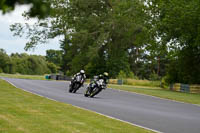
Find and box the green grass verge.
[0,79,154,133]
[109,79,161,88]
[108,84,200,105]
[0,73,45,80]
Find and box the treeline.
[9,0,200,84]
[0,49,58,75]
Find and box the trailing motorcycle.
[69,75,83,93]
[84,79,106,97]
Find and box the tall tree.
[10,0,151,78]
[0,49,10,73]
[46,49,62,66]
[147,0,200,83]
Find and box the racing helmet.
[80,70,85,74]
[103,72,109,77]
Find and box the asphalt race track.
[3,78,200,133]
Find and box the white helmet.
[80,70,85,74]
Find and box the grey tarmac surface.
[3,78,200,133]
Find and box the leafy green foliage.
[10,0,151,78]
[149,71,160,81]
[0,49,59,75]
[9,0,200,83]
[46,49,63,66]
[117,70,127,79]
[147,0,200,84]
[47,62,57,73]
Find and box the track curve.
[3,78,200,133]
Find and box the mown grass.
[0,73,45,80]
[0,79,154,133]
[108,84,200,105]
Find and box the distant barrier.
[170,83,200,93]
[45,75,72,81]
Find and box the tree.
[46,49,62,66]
[10,53,51,75]
[47,62,57,73]
[60,0,150,77]
[10,0,150,78]
[0,49,11,73]
[146,0,200,84]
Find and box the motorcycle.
[84,79,106,97]
[69,75,83,93]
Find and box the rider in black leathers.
[71,70,86,89]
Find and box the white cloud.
[0,5,61,55]
[0,5,36,24]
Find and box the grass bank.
[108,84,200,105]
[0,79,153,133]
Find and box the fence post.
[170,84,174,90]
[180,84,190,93]
[117,79,123,85]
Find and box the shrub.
[149,71,160,81]
[127,71,139,79]
[117,70,127,79]
[160,76,169,89]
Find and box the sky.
[0,5,61,56]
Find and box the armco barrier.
[117,79,123,85]
[170,83,200,94]
[180,84,190,93]
[190,85,200,93]
[48,75,72,81]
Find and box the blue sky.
[0,5,61,55]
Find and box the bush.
[149,71,160,81]
[160,76,169,89]
[47,62,57,73]
[127,71,139,79]
[0,68,3,73]
[117,70,127,79]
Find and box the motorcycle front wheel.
[69,84,73,93]
[84,87,90,97]
[90,88,102,98]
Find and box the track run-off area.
[3,78,200,133]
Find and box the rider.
[102,72,109,84]
[88,72,109,93]
[71,70,86,88]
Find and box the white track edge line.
[3,78,162,133]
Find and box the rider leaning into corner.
[89,72,109,92]
[99,72,109,84]
[71,70,86,88]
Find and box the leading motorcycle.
[69,75,83,93]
